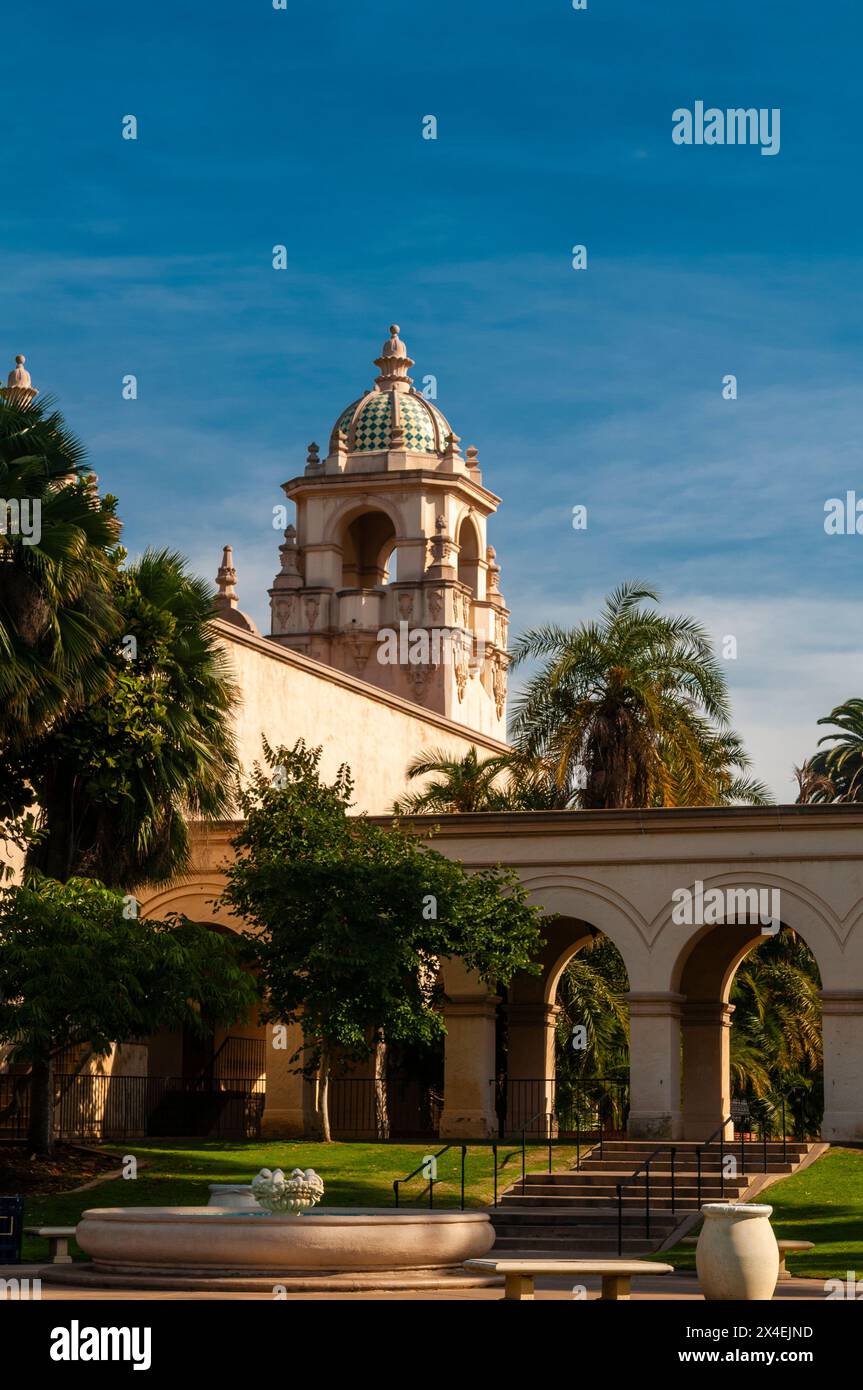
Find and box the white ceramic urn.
[696,1203,779,1301]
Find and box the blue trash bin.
[0,1197,23,1264]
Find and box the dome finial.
[1,353,38,408]
[375,323,414,390]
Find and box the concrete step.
[579,1157,798,1172]
[499,1195,720,1212]
[581,1142,812,1157]
[516,1171,758,1185]
[491,1209,680,1229]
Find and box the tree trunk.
[374,1034,390,1140]
[316,1048,332,1143]
[28,1052,54,1157]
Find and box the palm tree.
[793,761,835,804]
[393,746,514,814]
[730,930,822,1134]
[510,582,769,809]
[393,746,575,814]
[554,936,629,1082]
[26,548,239,888]
[0,398,120,746]
[797,699,863,802]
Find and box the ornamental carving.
[492,656,507,719]
[427,587,445,623]
[455,655,469,702]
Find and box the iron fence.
[498,1076,630,1140]
[0,1072,265,1143]
[329,1076,442,1139]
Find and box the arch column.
[261,1023,316,1138]
[505,1001,559,1132]
[821,990,863,1141]
[681,1000,735,1141]
[440,960,500,1139]
[627,992,683,1139]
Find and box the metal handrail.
[393,1143,494,1211]
[749,1085,808,1171]
[615,1144,677,1256]
[521,1110,554,1188]
[694,1115,741,1208]
[393,1143,453,1208]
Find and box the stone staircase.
[491,1138,816,1256]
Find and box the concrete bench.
[464,1257,674,1301]
[23,1226,75,1264]
[684,1236,814,1277]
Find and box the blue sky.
[3,0,862,797]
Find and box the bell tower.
[268,325,509,738]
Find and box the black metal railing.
[393,1144,472,1210]
[0,1072,266,1143]
[694,1117,741,1207]
[615,1145,677,1256]
[208,1035,266,1084]
[499,1076,629,1145]
[329,1076,442,1140]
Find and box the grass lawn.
[15,1138,569,1262]
[656,1147,863,1281]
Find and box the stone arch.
[661,887,835,1140]
[515,874,650,988]
[323,495,404,551]
[339,509,397,589]
[455,512,482,596]
[138,878,244,935]
[140,911,266,1090]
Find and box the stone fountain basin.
[74,1206,495,1274]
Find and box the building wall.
[215,617,509,814]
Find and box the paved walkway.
[0,1264,829,1300]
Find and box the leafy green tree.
[25,548,238,887]
[0,398,120,745]
[797,698,863,803]
[221,741,545,1139]
[0,875,259,1154]
[510,582,769,808]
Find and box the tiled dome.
[329,326,455,456]
[332,389,452,454]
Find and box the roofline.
[209,616,511,754]
[367,803,863,836]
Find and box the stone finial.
[374,323,414,390]
[215,545,238,607]
[465,446,480,469]
[272,524,302,588]
[214,544,259,634]
[442,430,462,465]
[487,545,501,595]
[1,354,38,409]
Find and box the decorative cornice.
[281,468,501,512]
[377,804,863,836]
